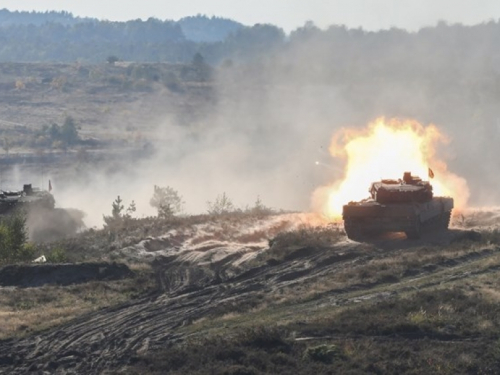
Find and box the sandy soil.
[0,210,497,373]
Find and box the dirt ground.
[0,211,498,374]
[0,62,499,374]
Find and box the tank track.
[405,210,451,239]
[344,219,377,241]
[345,210,452,241]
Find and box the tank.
[342,172,453,240]
[0,183,55,214]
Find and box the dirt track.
[0,225,494,374]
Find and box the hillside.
[0,211,499,373]
[0,10,244,62]
[0,14,500,373]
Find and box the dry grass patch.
[129,289,500,375]
[0,263,155,339]
[254,243,500,308]
[251,225,344,266]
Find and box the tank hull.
[342,196,453,240]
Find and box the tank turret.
[0,183,55,214]
[369,172,433,203]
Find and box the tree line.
[0,10,242,62]
[1,8,500,80]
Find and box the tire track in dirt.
[0,231,496,374]
[0,242,374,373]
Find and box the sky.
[2,0,500,32]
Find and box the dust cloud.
[16,22,500,227]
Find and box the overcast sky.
[2,0,500,32]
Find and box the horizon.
[2,0,500,33]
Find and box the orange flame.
[313,118,469,218]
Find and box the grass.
[170,241,500,348]
[3,209,500,373]
[250,225,344,266]
[177,241,500,342]
[298,287,500,339]
[127,288,500,374]
[233,242,497,315]
[0,262,155,339]
[476,228,500,245]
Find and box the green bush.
[17,242,37,262]
[46,247,67,263]
[0,213,33,264]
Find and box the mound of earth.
[0,262,133,288]
[0,212,498,373]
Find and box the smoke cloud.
[2,22,500,228]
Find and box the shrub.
[103,195,125,228]
[17,242,37,262]
[303,344,343,363]
[107,55,119,65]
[34,116,80,149]
[207,192,236,215]
[0,213,34,264]
[246,196,274,216]
[150,186,184,218]
[269,225,343,251]
[46,247,67,263]
[237,326,290,352]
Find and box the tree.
[191,52,212,81]
[111,195,124,219]
[150,186,183,218]
[107,55,119,65]
[60,116,79,145]
[0,213,35,264]
[41,116,80,149]
[103,195,125,228]
[207,192,235,215]
[125,200,136,218]
[249,195,273,215]
[192,52,205,67]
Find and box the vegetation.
[102,195,140,229]
[263,225,344,262]
[0,206,500,372]
[207,192,236,215]
[45,247,67,263]
[32,116,80,149]
[150,186,184,218]
[178,15,242,42]
[0,12,500,369]
[0,263,155,339]
[2,7,500,79]
[0,10,243,62]
[128,288,500,374]
[0,213,35,264]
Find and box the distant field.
[0,62,213,145]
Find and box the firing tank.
[342,172,453,240]
[0,184,55,215]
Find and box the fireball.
[313,118,469,219]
